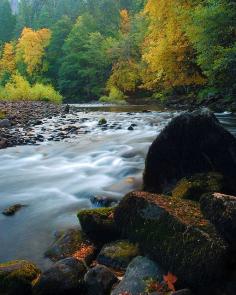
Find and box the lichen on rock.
[0,260,40,295]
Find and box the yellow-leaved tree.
[141,0,205,91]
[16,27,51,76]
[0,42,16,77]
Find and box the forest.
[0,0,235,103]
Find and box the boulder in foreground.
[143,109,236,193]
[200,192,236,244]
[111,256,163,295]
[114,191,228,290]
[0,260,40,295]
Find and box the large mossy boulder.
[0,260,40,295]
[97,240,140,270]
[45,229,95,264]
[114,191,228,290]
[200,193,236,245]
[77,207,119,242]
[172,172,227,201]
[143,109,236,193]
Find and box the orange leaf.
[163,272,177,291]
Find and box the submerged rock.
[84,265,118,295]
[143,109,236,193]
[45,229,95,264]
[98,118,107,125]
[77,207,119,242]
[97,240,140,270]
[111,256,163,295]
[114,191,228,290]
[200,192,236,244]
[0,260,40,295]
[34,257,85,295]
[2,204,27,216]
[172,172,227,201]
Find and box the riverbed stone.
[45,229,95,264]
[200,192,236,244]
[143,109,236,194]
[97,240,140,270]
[0,260,40,295]
[84,265,118,295]
[77,207,119,242]
[0,119,11,128]
[172,172,227,201]
[34,257,85,295]
[2,204,27,216]
[111,256,163,295]
[114,191,228,290]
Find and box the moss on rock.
[114,191,228,290]
[172,173,226,201]
[77,207,119,242]
[97,240,140,270]
[0,260,40,295]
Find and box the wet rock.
[97,240,139,270]
[84,265,118,295]
[90,195,118,207]
[172,289,193,295]
[111,256,163,295]
[64,104,70,114]
[0,260,40,295]
[0,119,11,128]
[172,172,227,201]
[0,137,8,148]
[200,192,236,244]
[114,191,228,290]
[128,125,134,131]
[34,257,85,295]
[98,118,107,125]
[78,207,119,242]
[143,109,236,193]
[45,229,95,264]
[2,204,26,216]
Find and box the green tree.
[0,0,16,44]
[58,14,113,100]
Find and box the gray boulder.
[34,257,85,295]
[111,256,163,295]
[84,265,118,295]
[0,119,11,128]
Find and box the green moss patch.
[97,240,139,269]
[172,173,225,201]
[0,260,40,295]
[77,207,119,242]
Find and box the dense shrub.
[99,87,126,103]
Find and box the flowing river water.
[0,105,236,270]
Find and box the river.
[0,105,235,270]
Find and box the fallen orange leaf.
[163,272,177,291]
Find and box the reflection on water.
[0,105,235,269]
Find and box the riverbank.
[0,101,63,149]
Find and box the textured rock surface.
[111,256,163,295]
[77,207,119,242]
[0,260,40,295]
[200,192,236,244]
[34,257,85,295]
[84,265,118,295]
[172,172,227,201]
[143,109,236,193]
[114,191,228,290]
[45,229,94,263]
[97,240,139,270]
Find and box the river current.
[0,105,235,269]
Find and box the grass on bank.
[0,74,62,104]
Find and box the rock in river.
[200,192,236,244]
[0,260,40,295]
[34,257,85,295]
[143,109,236,193]
[114,191,228,290]
[111,256,163,295]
